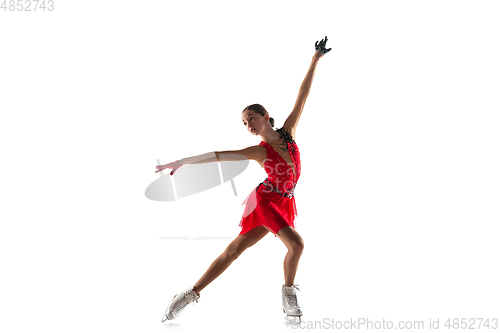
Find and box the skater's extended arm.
[155,146,263,175]
[215,145,263,163]
[284,36,331,131]
[182,146,262,164]
[182,152,218,165]
[154,152,218,175]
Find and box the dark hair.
[242,104,274,128]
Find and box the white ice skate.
[282,284,302,323]
[161,286,200,322]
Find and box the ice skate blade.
[162,315,181,326]
[161,308,173,323]
[284,314,302,324]
[283,310,302,324]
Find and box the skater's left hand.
[314,36,332,58]
[155,159,184,175]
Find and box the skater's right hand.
[155,159,184,175]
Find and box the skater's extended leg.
[277,226,304,286]
[193,226,269,295]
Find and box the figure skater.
[156,36,331,323]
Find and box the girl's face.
[241,110,267,135]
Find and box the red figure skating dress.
[239,127,301,237]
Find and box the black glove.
[315,36,332,56]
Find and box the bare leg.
[277,226,304,286]
[192,226,269,295]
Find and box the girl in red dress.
[157,37,331,323]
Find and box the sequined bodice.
[257,127,301,198]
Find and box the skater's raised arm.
[284,36,331,131]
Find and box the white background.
[1,0,499,332]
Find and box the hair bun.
[269,117,275,127]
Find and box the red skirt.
[239,183,298,237]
